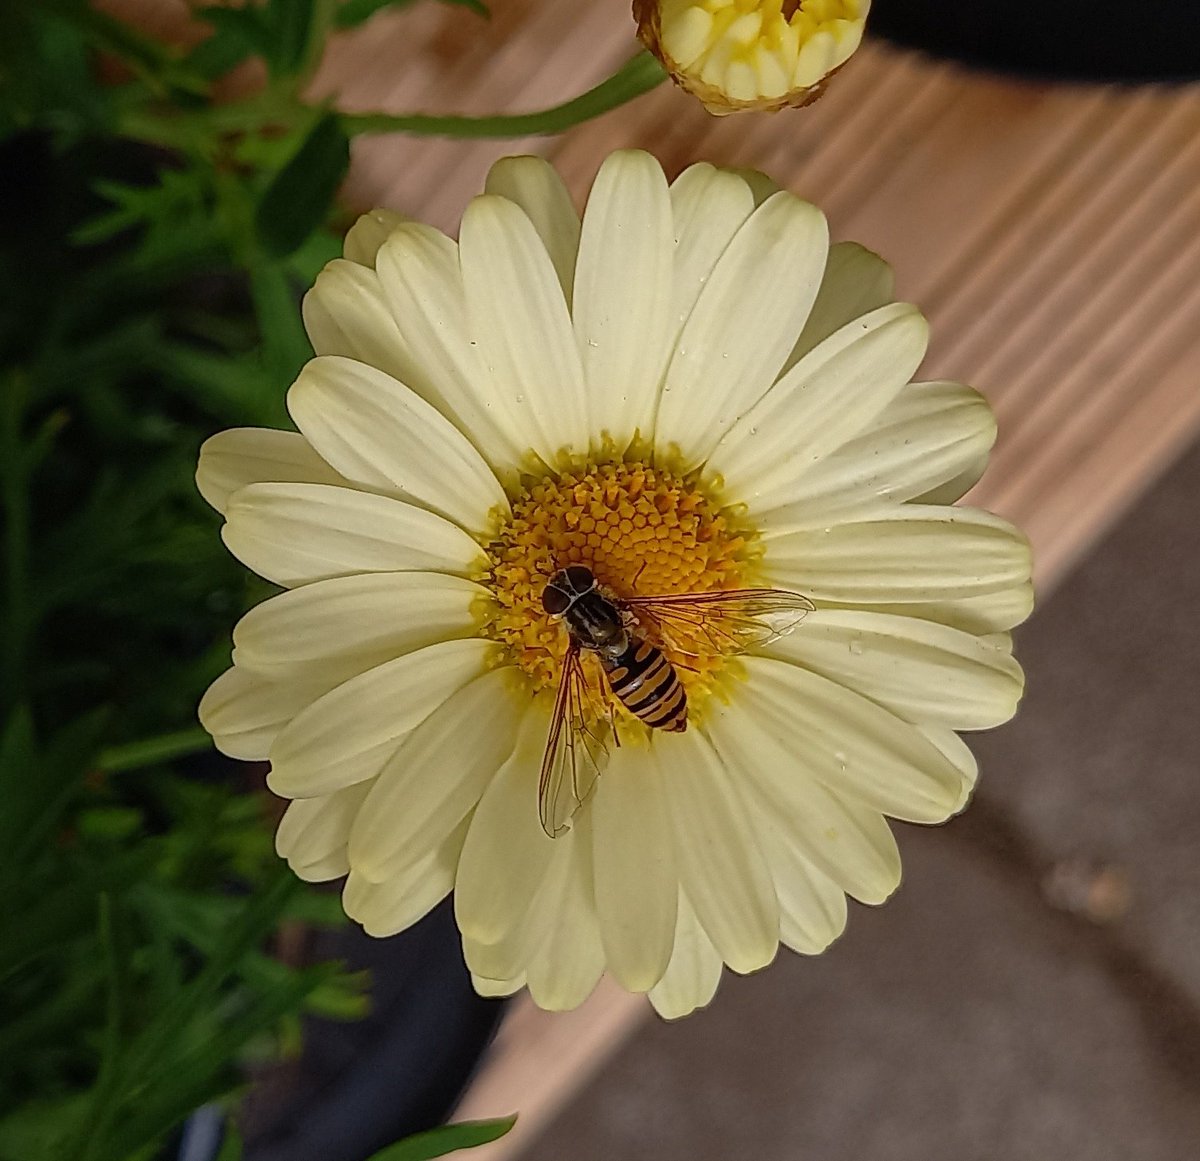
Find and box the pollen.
[482,461,753,698]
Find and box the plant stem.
[97,727,214,774]
[341,49,667,138]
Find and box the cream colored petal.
[231,571,486,679]
[705,304,929,509]
[573,150,674,454]
[471,973,526,998]
[741,656,966,824]
[706,702,901,905]
[762,506,1033,603]
[342,208,408,268]
[825,582,1036,635]
[654,730,778,974]
[455,700,560,945]
[222,482,486,589]
[590,744,677,992]
[785,241,895,372]
[199,665,330,761]
[268,638,499,798]
[655,191,829,471]
[196,427,343,515]
[648,892,723,1020]
[287,355,507,537]
[276,780,372,869]
[342,818,468,937]
[525,825,606,1011]
[301,259,413,384]
[484,155,580,305]
[754,382,996,533]
[291,851,351,882]
[375,224,528,478]
[754,812,848,955]
[762,609,1024,730]
[460,194,589,465]
[667,164,756,354]
[727,167,781,207]
[913,452,991,506]
[920,724,979,812]
[348,667,526,882]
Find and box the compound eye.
[541,583,570,615]
[564,565,594,593]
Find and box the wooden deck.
[310,3,1200,1156]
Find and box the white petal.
[222,482,486,588]
[525,825,605,1011]
[455,701,560,945]
[740,656,967,823]
[707,701,901,904]
[276,780,372,870]
[342,208,408,267]
[268,638,500,798]
[784,241,895,372]
[573,150,674,453]
[754,381,995,532]
[375,224,528,477]
[231,571,486,678]
[460,194,589,464]
[754,812,848,955]
[920,724,979,812]
[287,355,508,537]
[762,505,1033,603]
[471,973,525,998]
[655,192,829,470]
[484,155,580,305]
[348,667,526,881]
[199,665,329,761]
[667,164,756,351]
[654,730,778,974]
[914,452,991,506]
[705,304,930,510]
[826,582,1036,635]
[196,428,342,515]
[291,852,351,882]
[762,609,1024,730]
[648,892,723,1020]
[590,744,678,992]
[301,259,413,383]
[342,818,468,937]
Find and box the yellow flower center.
[482,461,753,706]
[658,0,867,103]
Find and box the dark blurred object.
[869,0,1200,82]
[243,900,506,1161]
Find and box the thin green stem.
[97,727,213,774]
[340,49,667,138]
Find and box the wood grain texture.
[104,2,1200,1155]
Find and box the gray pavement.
[523,441,1200,1161]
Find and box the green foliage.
[363,1117,518,1161]
[0,0,664,1157]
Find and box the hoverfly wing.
[538,639,607,838]
[624,588,815,656]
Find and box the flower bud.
[634,0,870,115]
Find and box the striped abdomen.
[601,637,688,733]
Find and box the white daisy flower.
[198,150,1031,1019]
[634,0,871,115]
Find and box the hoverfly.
[537,564,815,837]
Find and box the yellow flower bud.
[634,0,870,115]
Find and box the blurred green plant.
[0,1,663,1159]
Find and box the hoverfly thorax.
[542,566,628,656]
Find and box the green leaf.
[364,1118,518,1161]
[264,0,318,77]
[255,110,350,258]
